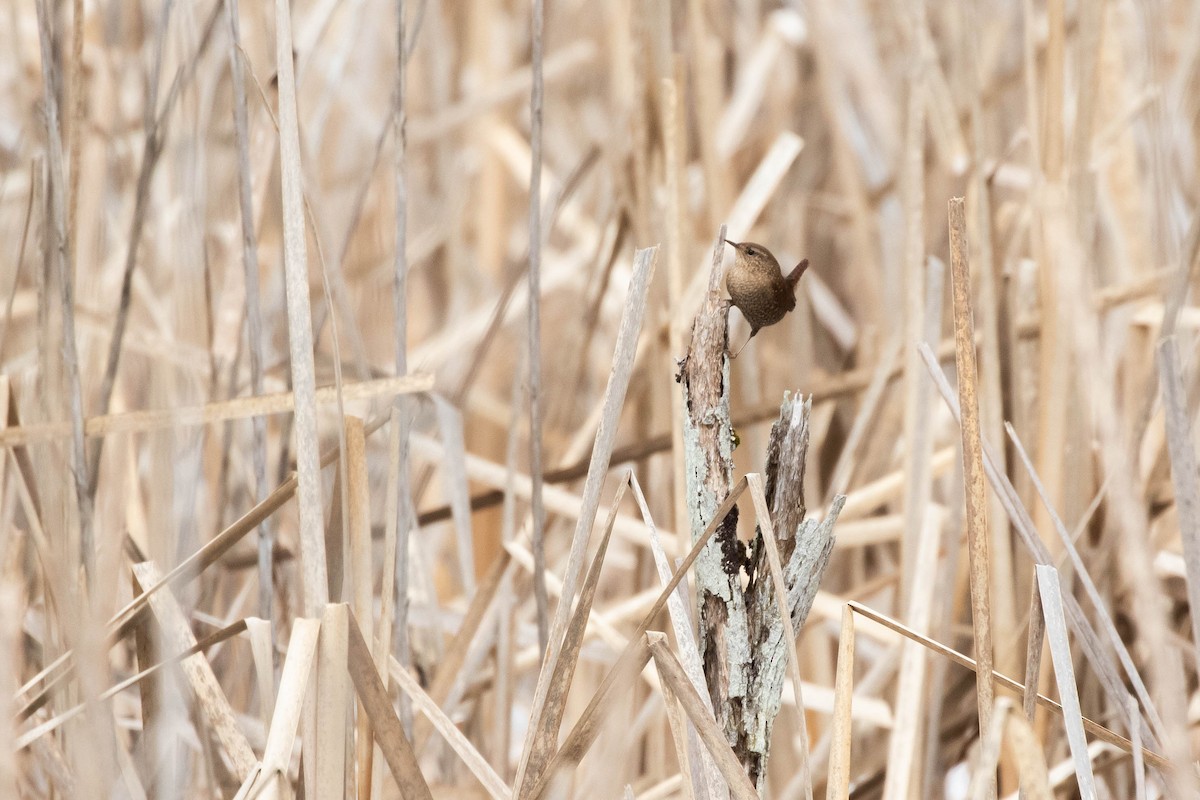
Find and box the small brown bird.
[724,239,809,357]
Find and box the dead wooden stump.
[678,228,844,793]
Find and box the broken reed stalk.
[678,228,841,792]
[947,197,995,763]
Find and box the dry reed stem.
[346,610,432,800]
[883,504,944,799]
[34,0,93,587]
[632,472,726,799]
[664,68,689,542]
[245,618,321,798]
[6,2,1200,796]
[516,244,658,795]
[388,654,510,799]
[825,605,855,800]
[522,476,629,791]
[657,665,697,800]
[388,2,415,738]
[922,341,1164,749]
[846,602,1167,770]
[647,633,759,800]
[1021,576,1045,725]
[246,617,274,728]
[948,197,996,762]
[0,374,432,447]
[346,416,374,794]
[1032,566,1097,799]
[223,0,272,623]
[274,0,327,617]
[314,603,351,798]
[431,395,476,594]
[526,0,550,654]
[745,472,815,800]
[529,477,751,798]
[1157,336,1200,665]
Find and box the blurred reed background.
[1,0,1199,797]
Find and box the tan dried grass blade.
[0,375,432,448]
[646,632,758,800]
[528,476,748,799]
[130,562,256,782]
[745,473,815,800]
[847,601,1168,769]
[826,605,856,800]
[243,616,322,799]
[274,0,327,617]
[947,196,995,751]
[414,548,514,752]
[345,609,432,800]
[631,472,725,800]
[1033,565,1097,799]
[515,245,658,794]
[314,604,351,800]
[388,654,510,800]
[522,475,629,792]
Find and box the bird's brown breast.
[727,271,793,329]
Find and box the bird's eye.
[746,247,755,256]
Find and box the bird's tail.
[786,258,810,286]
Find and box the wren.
[723,239,809,357]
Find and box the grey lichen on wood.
[679,229,844,794]
[679,227,750,741]
[740,394,844,785]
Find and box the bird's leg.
[729,329,757,359]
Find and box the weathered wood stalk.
[678,229,844,793]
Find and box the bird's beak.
[723,239,737,249]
